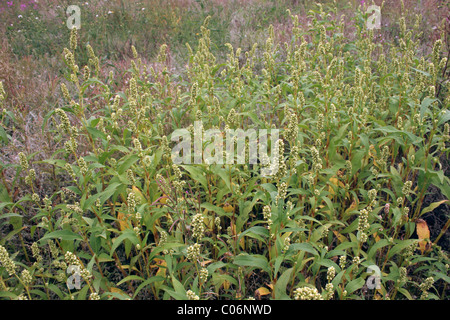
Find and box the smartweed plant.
[0,1,449,300]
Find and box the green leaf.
[211,273,238,291]
[310,224,331,243]
[77,284,90,300]
[116,275,145,287]
[273,255,284,277]
[321,196,335,216]
[47,284,64,299]
[288,242,319,256]
[0,126,8,144]
[89,232,101,254]
[201,202,230,217]
[30,289,48,300]
[171,276,186,295]
[132,276,165,299]
[98,182,122,204]
[160,277,187,300]
[345,277,365,294]
[0,227,26,245]
[207,261,227,274]
[81,191,103,211]
[0,291,17,299]
[274,268,293,300]
[110,144,130,154]
[410,67,431,78]
[86,126,106,140]
[40,230,83,242]
[106,291,132,300]
[315,258,339,271]
[0,212,22,220]
[397,287,414,300]
[388,239,418,258]
[181,165,208,190]
[97,253,114,263]
[42,108,56,134]
[110,229,139,256]
[420,97,438,118]
[420,200,449,216]
[438,109,450,126]
[373,125,422,145]
[238,226,269,242]
[240,111,265,127]
[367,239,390,260]
[431,271,450,284]
[234,254,270,274]
[216,166,232,192]
[117,154,139,174]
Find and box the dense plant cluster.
[0,2,449,300]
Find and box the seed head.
[186,289,199,300]
[186,243,201,261]
[89,292,101,300]
[191,213,205,240]
[199,268,209,283]
[327,266,336,282]
[293,286,323,300]
[18,152,29,170]
[69,27,78,51]
[0,245,16,275]
[402,180,412,196]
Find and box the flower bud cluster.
[339,255,346,269]
[419,277,434,299]
[271,139,287,180]
[199,267,208,283]
[289,145,300,174]
[357,208,370,243]
[55,108,72,135]
[64,251,92,281]
[402,180,412,196]
[21,269,33,286]
[399,267,407,283]
[214,217,222,233]
[127,169,136,185]
[227,108,239,128]
[352,256,361,272]
[61,83,71,101]
[262,205,272,227]
[18,152,28,171]
[283,108,298,142]
[127,191,136,213]
[368,188,377,207]
[186,243,201,261]
[89,292,101,300]
[276,182,288,204]
[327,266,336,282]
[69,27,77,51]
[77,157,88,176]
[186,289,200,300]
[282,236,291,252]
[31,242,43,265]
[191,213,205,240]
[293,286,323,300]
[311,146,322,172]
[0,245,17,276]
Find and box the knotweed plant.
[0,2,449,301]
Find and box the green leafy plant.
[0,1,449,300]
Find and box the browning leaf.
[416,219,431,254]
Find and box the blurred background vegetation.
[0,0,448,119]
[0,0,449,300]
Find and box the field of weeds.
[0,0,449,300]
